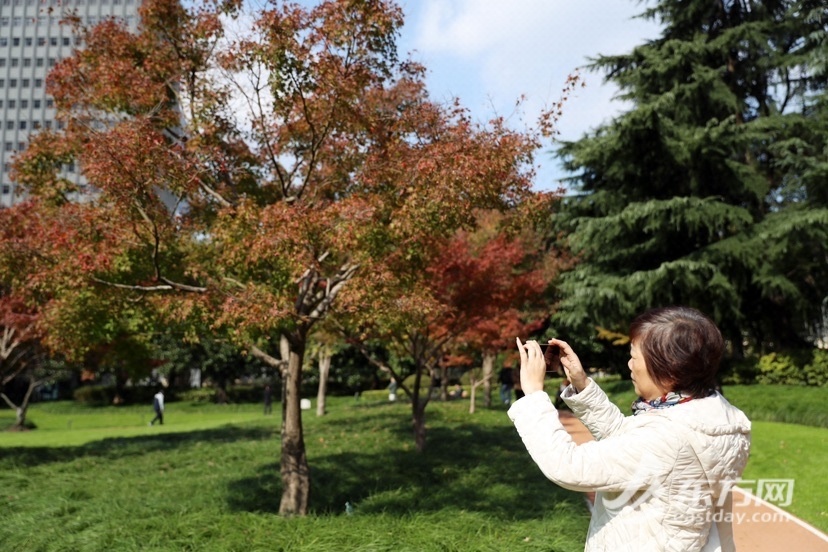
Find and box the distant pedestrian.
[149,389,164,426]
[388,378,398,402]
[513,365,524,400]
[498,366,514,405]
[263,384,273,415]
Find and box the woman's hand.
[549,338,588,393]
[516,338,546,394]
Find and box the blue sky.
[393,0,662,190]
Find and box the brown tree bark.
[316,349,331,417]
[279,336,310,516]
[482,353,495,408]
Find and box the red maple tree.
[2,0,565,514]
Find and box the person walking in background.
[498,365,514,405]
[149,389,165,426]
[388,377,398,402]
[513,365,524,400]
[510,306,751,551]
[263,384,273,415]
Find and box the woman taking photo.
[510,306,751,552]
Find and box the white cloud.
[397,0,661,187]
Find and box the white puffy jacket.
[508,379,751,552]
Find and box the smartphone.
[540,343,561,374]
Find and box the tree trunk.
[482,353,494,408]
[316,349,331,417]
[409,362,430,452]
[1,376,37,429]
[279,334,311,515]
[468,372,477,414]
[413,398,427,452]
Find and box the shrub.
[756,349,820,386]
[176,385,274,404]
[719,357,758,385]
[176,388,216,403]
[803,349,828,387]
[73,385,114,406]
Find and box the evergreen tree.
[553,0,828,355]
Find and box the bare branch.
[248,344,287,370]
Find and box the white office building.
[0,0,139,207]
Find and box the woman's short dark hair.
[629,306,723,396]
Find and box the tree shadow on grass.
[0,425,276,469]
[226,421,586,521]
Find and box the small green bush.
[73,385,114,406]
[176,388,216,403]
[176,385,273,404]
[74,385,166,406]
[803,349,828,386]
[756,349,823,386]
[719,357,758,385]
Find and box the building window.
[33,99,40,108]
[24,37,32,46]
[13,38,20,46]
[8,100,15,108]
[9,79,17,88]
[0,60,5,67]
[62,37,70,46]
[0,38,6,46]
[2,184,10,195]
[37,37,45,46]
[11,59,18,67]
[19,121,27,129]
[4,143,12,152]
[3,122,11,130]
[46,99,54,108]
[36,58,43,67]
[23,58,31,67]
[21,99,27,108]
[22,79,30,87]
[34,78,42,88]
[44,120,51,129]
[50,37,57,46]
[0,79,5,87]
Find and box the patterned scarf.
[631,391,699,415]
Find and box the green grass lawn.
[0,396,591,552]
[1,382,826,551]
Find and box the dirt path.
[557,411,828,551]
